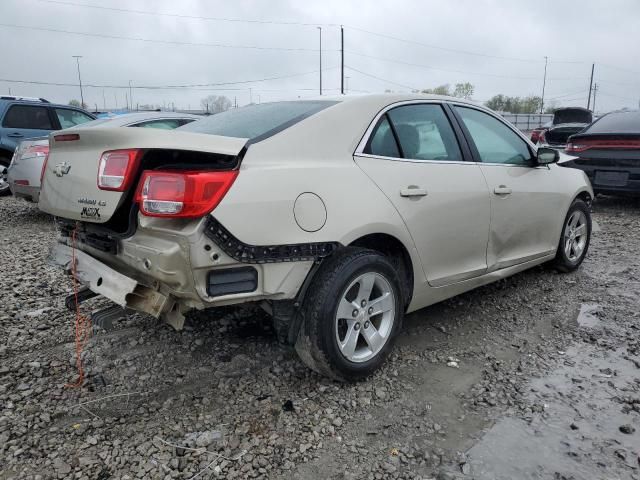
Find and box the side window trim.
[449,103,536,166]
[355,100,473,163]
[385,113,405,158]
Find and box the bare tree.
[200,95,232,114]
[453,82,474,99]
[421,84,451,96]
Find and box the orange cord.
[65,224,92,388]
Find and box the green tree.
[453,82,474,99]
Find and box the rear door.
[1,104,55,151]
[354,102,491,287]
[452,105,565,270]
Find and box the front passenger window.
[455,107,533,165]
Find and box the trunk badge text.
[53,162,71,177]
[78,197,106,207]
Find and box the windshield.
[178,100,338,140]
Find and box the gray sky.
[1,0,638,113]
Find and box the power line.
[346,51,538,80]
[344,66,417,90]
[35,0,339,27]
[0,23,338,52]
[0,67,339,90]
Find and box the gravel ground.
[1,195,639,480]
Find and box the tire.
[552,198,591,272]
[295,247,404,381]
[0,155,11,197]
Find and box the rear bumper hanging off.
[48,243,170,318]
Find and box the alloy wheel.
[563,210,588,262]
[335,272,395,363]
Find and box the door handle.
[400,187,428,197]
[7,132,24,138]
[493,186,512,195]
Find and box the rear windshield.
[553,108,592,125]
[178,101,338,141]
[586,111,640,134]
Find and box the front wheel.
[295,247,404,381]
[552,198,591,272]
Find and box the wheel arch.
[348,232,414,309]
[0,146,13,163]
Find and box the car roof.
[300,92,480,107]
[0,97,91,110]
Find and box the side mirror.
[536,147,559,165]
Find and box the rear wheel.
[552,199,591,272]
[0,155,11,196]
[295,247,404,381]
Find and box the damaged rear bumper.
[48,243,171,318]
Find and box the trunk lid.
[38,127,247,223]
[545,124,587,145]
[552,107,593,125]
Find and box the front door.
[355,102,491,287]
[453,105,565,270]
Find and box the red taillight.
[54,134,80,142]
[97,149,143,191]
[530,129,543,143]
[40,151,50,183]
[566,138,640,153]
[15,180,29,185]
[135,170,238,218]
[537,130,546,144]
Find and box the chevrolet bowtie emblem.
[53,162,71,177]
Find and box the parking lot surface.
[1,195,639,480]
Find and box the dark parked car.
[534,107,593,149]
[562,110,640,196]
[0,96,95,195]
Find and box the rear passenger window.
[386,104,462,161]
[2,105,53,129]
[364,116,400,158]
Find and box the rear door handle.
[493,186,512,195]
[7,132,24,138]
[400,187,428,197]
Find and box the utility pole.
[592,83,598,113]
[72,56,84,107]
[540,56,548,114]
[587,63,595,110]
[129,81,134,111]
[340,25,344,94]
[317,26,322,95]
[102,90,106,110]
